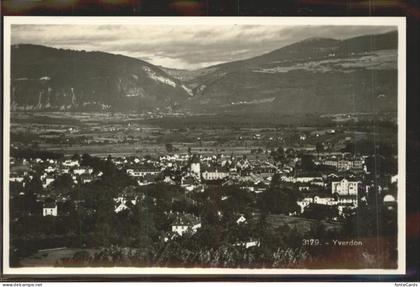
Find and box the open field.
[266,214,343,234]
[10,111,397,158]
[19,248,97,267]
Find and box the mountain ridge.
[11,44,192,112]
[180,30,398,114]
[10,30,398,114]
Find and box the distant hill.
[172,31,398,114]
[10,44,192,112]
[10,31,398,114]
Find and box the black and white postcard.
[2,16,406,275]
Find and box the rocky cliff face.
[10,44,192,112]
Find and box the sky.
[11,24,396,70]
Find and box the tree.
[316,142,323,158]
[200,200,220,226]
[51,173,73,195]
[195,224,226,249]
[300,154,315,171]
[302,204,338,220]
[165,143,174,153]
[93,222,113,247]
[258,175,301,215]
[71,250,91,266]
[71,153,81,161]
[271,146,285,162]
[22,177,43,215]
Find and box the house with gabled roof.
[201,166,229,181]
[43,200,58,216]
[171,213,201,236]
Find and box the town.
[9,112,398,268]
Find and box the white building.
[383,194,397,210]
[331,178,359,196]
[236,215,247,224]
[245,241,260,249]
[127,169,160,177]
[43,202,58,216]
[313,196,336,205]
[45,166,56,173]
[73,168,89,175]
[113,196,137,213]
[297,196,336,213]
[297,198,313,213]
[171,214,201,236]
[163,176,176,185]
[63,159,79,167]
[391,174,398,184]
[234,240,260,249]
[43,176,55,188]
[289,176,323,184]
[114,202,128,213]
[190,156,201,178]
[172,223,202,236]
[202,170,229,180]
[9,175,24,183]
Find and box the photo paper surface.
[2,16,406,275]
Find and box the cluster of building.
[10,157,101,188]
[117,151,396,224]
[315,152,365,172]
[9,147,397,236]
[296,178,360,217]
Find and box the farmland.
[9,111,397,159]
